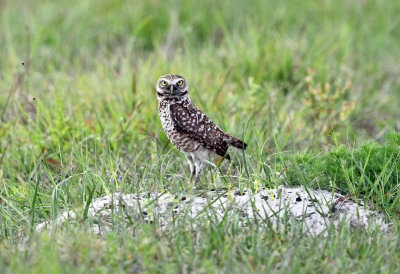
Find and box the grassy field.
[1,0,400,272]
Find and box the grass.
[1,223,400,273]
[279,132,400,215]
[1,0,400,272]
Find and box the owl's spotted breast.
[158,98,203,153]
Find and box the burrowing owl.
[156,74,247,183]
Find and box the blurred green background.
[1,0,400,271]
[1,0,400,206]
[1,0,400,220]
[1,0,399,152]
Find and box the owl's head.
[156,74,188,100]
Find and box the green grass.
[279,132,400,215]
[1,0,400,272]
[1,223,400,273]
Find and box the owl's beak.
[169,85,177,94]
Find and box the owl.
[156,74,247,183]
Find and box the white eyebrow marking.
[172,79,184,84]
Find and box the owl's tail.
[226,136,247,150]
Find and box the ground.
[0,0,400,272]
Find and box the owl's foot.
[189,169,196,182]
[193,166,202,184]
[193,174,200,184]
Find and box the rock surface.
[37,186,390,235]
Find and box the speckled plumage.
[156,74,247,183]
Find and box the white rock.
[36,186,390,235]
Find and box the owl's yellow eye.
[161,81,168,86]
[176,80,183,86]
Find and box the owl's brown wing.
[170,103,230,159]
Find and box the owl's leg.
[191,151,207,184]
[193,157,203,184]
[185,153,196,181]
